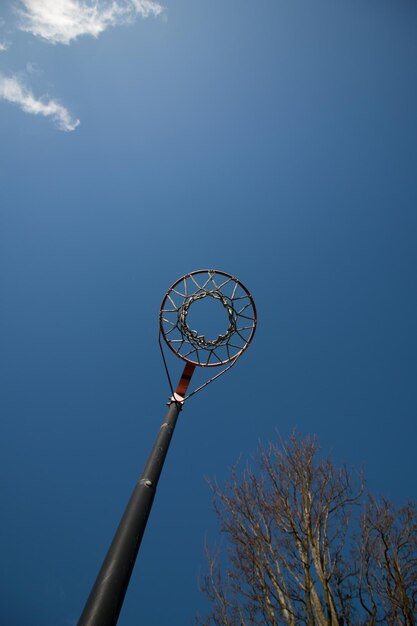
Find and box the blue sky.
[1,1,417,625]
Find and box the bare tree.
[198,434,417,626]
[359,497,417,625]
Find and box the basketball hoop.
[160,270,257,368]
[78,270,257,626]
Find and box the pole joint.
[139,479,153,488]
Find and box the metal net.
[160,270,256,367]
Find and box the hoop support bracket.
[160,332,239,403]
[171,362,195,404]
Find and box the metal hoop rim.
[159,269,257,368]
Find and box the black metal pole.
[78,399,182,626]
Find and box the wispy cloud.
[17,0,163,45]
[0,16,10,50]
[26,61,42,75]
[0,74,80,131]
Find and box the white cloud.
[17,0,163,45]
[0,74,80,131]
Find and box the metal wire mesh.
[160,270,257,367]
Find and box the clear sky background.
[1,1,417,625]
